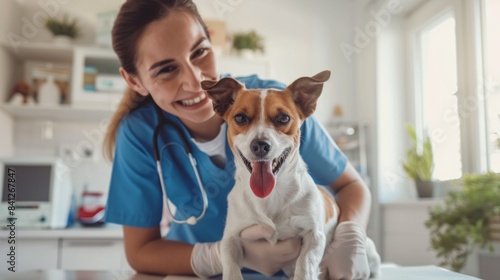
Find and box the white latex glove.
[190,224,301,278]
[321,221,380,280]
[191,242,223,278]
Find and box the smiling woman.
[115,10,220,141]
[102,0,376,278]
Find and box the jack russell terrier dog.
[201,71,379,280]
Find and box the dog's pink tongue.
[250,161,275,198]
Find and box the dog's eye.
[234,113,249,125]
[275,113,290,125]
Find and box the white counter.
[0,223,123,239]
[0,266,481,279]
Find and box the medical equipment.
[0,157,73,229]
[153,104,208,225]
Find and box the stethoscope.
[152,104,208,225]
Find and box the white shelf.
[0,103,115,122]
[2,41,74,63]
[1,41,114,64]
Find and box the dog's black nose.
[251,139,271,157]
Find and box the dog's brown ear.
[201,78,243,116]
[287,70,331,118]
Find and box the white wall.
[195,0,357,123]
[312,0,357,123]
[0,0,22,157]
[353,0,380,248]
[353,0,427,260]
[355,0,424,203]
[0,112,13,157]
[13,0,124,45]
[376,16,415,202]
[13,120,112,196]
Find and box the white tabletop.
[0,266,480,279]
[166,266,481,280]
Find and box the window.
[483,0,500,172]
[407,0,498,179]
[418,15,461,180]
[407,0,463,181]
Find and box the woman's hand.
[190,224,301,278]
[321,221,381,280]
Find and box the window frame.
[479,0,499,172]
[405,0,489,176]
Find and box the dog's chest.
[273,211,316,240]
[230,187,321,240]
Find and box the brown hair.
[103,0,209,161]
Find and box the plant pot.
[53,35,73,45]
[415,178,434,198]
[238,49,255,60]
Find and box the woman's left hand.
[321,221,380,280]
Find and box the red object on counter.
[78,191,106,226]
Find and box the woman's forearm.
[123,226,195,276]
[131,238,195,275]
[329,164,372,228]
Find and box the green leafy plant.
[45,14,81,39]
[232,30,265,53]
[402,123,433,181]
[425,172,500,272]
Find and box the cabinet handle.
[65,240,117,247]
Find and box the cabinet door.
[60,239,131,271]
[0,238,58,272]
[383,203,440,265]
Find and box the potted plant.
[45,14,81,44]
[425,172,500,272]
[232,30,265,59]
[402,123,434,197]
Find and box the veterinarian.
[104,0,377,279]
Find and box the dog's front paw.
[293,268,320,280]
[222,271,243,280]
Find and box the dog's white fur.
[202,71,338,280]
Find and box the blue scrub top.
[104,75,347,244]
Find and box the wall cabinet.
[60,239,129,270]
[1,43,118,122]
[326,121,382,242]
[70,46,124,108]
[382,199,500,278]
[326,122,369,184]
[0,238,59,272]
[382,199,442,266]
[0,227,131,274]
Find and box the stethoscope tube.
[153,104,208,225]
